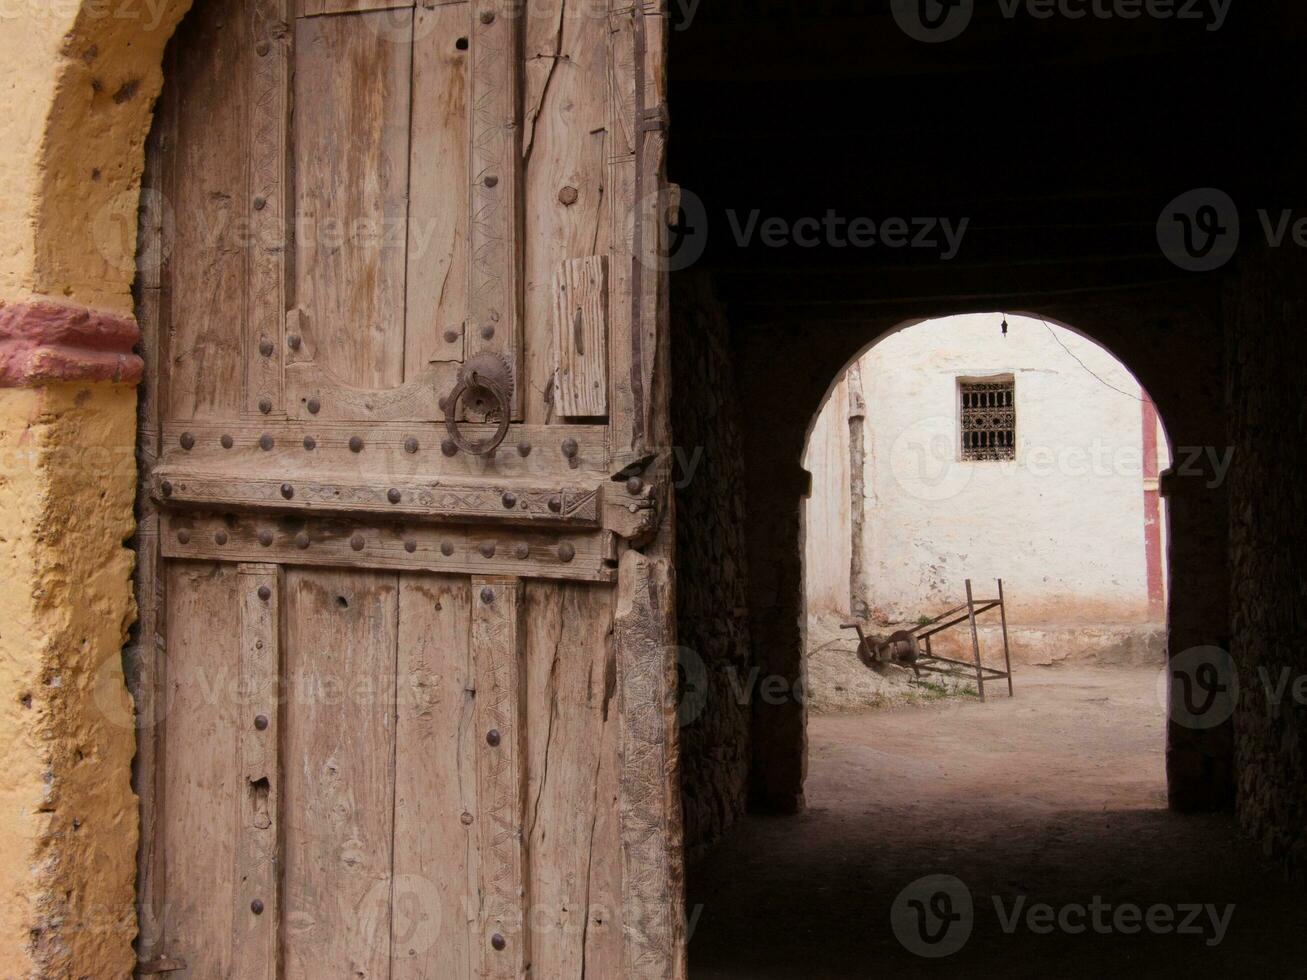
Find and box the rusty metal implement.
[842,579,1015,702]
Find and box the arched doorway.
[680,299,1270,978]
[803,312,1174,713]
[724,297,1230,822]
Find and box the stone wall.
[1227,245,1307,872]
[671,271,754,861]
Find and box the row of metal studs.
[177,431,583,462]
[173,525,578,563]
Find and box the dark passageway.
[667,3,1307,975]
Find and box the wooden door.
[130,2,682,977]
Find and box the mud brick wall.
[1227,245,1307,872]
[671,271,754,861]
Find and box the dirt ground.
[688,667,1307,978]
[803,611,1164,712]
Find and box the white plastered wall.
[803,313,1170,630]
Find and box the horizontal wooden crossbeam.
[153,470,606,526]
[161,512,618,584]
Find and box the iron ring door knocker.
[443,353,514,456]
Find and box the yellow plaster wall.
[2,2,191,312]
[0,6,68,303]
[0,388,46,975]
[36,1,193,312]
[0,2,191,975]
[0,384,141,978]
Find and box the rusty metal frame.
[843,578,1015,702]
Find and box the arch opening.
[802,310,1173,744]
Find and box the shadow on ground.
[688,668,1307,978]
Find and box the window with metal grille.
[959,378,1016,461]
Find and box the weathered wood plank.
[284,362,459,422]
[151,470,605,527]
[634,5,669,465]
[157,419,612,480]
[136,294,164,470]
[522,0,611,423]
[606,2,639,459]
[233,565,281,980]
[605,2,638,163]
[393,575,478,978]
[406,0,471,376]
[552,256,609,418]
[295,9,413,389]
[129,503,167,965]
[583,686,626,979]
[472,576,530,978]
[299,0,412,15]
[642,2,676,568]
[132,74,172,964]
[642,2,667,122]
[469,0,524,417]
[162,512,618,584]
[281,569,399,978]
[524,581,621,976]
[246,0,292,417]
[166,0,251,421]
[614,551,686,979]
[161,562,242,979]
[605,2,669,466]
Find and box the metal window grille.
[960,379,1016,461]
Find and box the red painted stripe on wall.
[1141,396,1165,614]
[0,299,142,386]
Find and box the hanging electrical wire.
[1035,316,1146,403]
